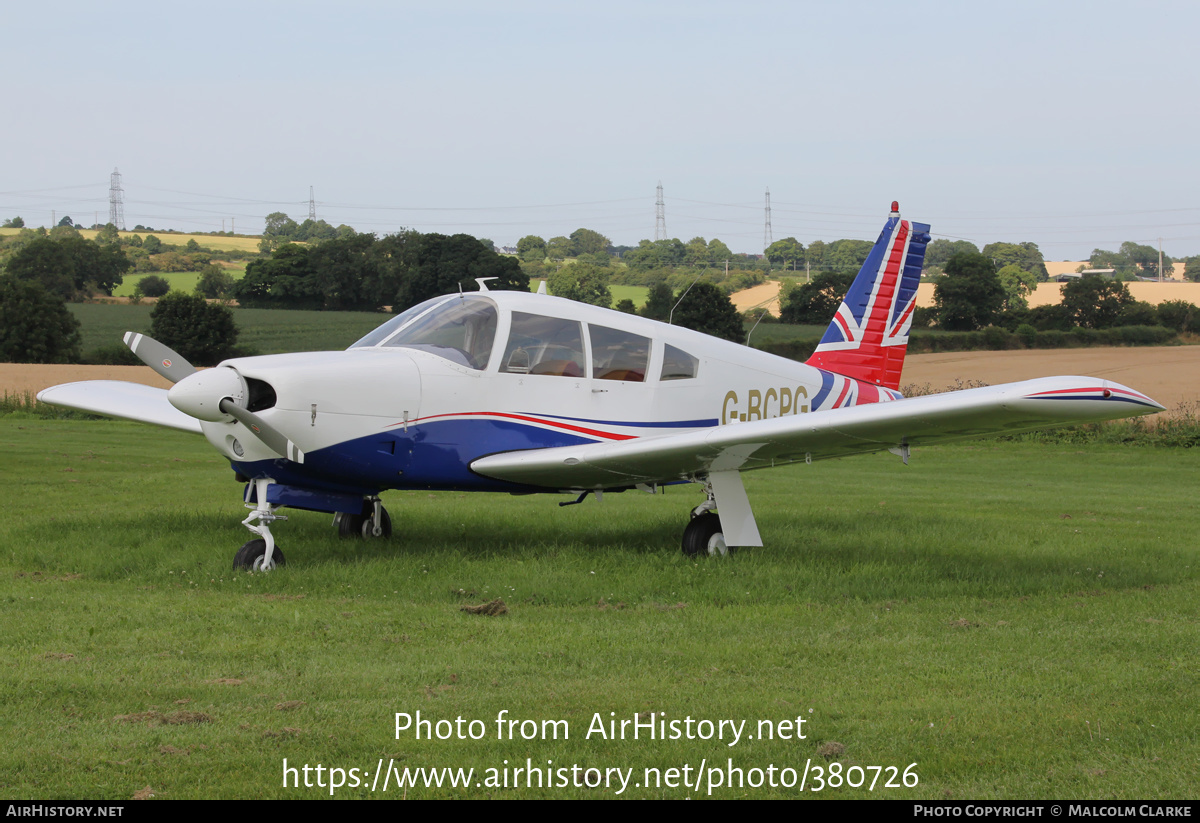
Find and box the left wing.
[37,381,203,433]
[470,376,1162,489]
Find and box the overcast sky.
[2,0,1197,260]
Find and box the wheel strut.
[240,477,286,571]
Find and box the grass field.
[1,417,1196,799]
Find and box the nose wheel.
[233,539,287,571]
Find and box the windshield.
[349,295,498,370]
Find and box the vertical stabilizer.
[805,203,930,391]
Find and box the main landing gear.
[679,472,764,557]
[232,480,392,571]
[681,490,733,558]
[333,497,393,539]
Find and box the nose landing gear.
[235,477,287,571]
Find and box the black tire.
[681,511,734,558]
[232,538,286,571]
[338,505,392,539]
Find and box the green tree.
[765,237,805,270]
[142,235,163,255]
[569,228,610,257]
[1180,256,1200,282]
[640,281,674,322]
[805,240,826,270]
[670,281,743,342]
[1157,300,1197,333]
[684,237,709,267]
[95,223,120,244]
[261,212,300,252]
[934,252,1004,331]
[57,216,74,228]
[306,230,387,310]
[706,238,733,266]
[545,236,573,261]
[516,235,546,263]
[233,243,315,309]
[614,298,637,314]
[1060,276,1134,329]
[138,274,171,297]
[779,270,855,324]
[995,264,1038,311]
[825,239,873,273]
[923,239,980,269]
[548,263,611,307]
[195,265,236,299]
[2,216,24,228]
[0,276,82,363]
[393,233,528,312]
[982,241,1049,281]
[624,238,686,270]
[149,291,238,366]
[5,235,130,299]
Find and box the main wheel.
[233,538,286,571]
[337,505,392,539]
[681,512,734,558]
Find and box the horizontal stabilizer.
[37,381,204,433]
[471,377,1162,489]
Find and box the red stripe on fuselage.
[395,411,637,441]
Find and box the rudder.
[805,202,930,391]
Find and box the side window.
[590,325,650,382]
[660,344,699,381]
[501,312,585,377]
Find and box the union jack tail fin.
[804,203,930,391]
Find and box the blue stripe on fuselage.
[232,416,690,495]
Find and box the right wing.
[470,376,1162,490]
[37,381,203,434]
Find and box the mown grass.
[0,418,1196,799]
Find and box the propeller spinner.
[124,332,305,464]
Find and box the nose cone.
[168,366,246,422]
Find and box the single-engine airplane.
[38,203,1163,570]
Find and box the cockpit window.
[590,325,649,382]
[501,312,585,377]
[349,295,497,370]
[660,344,699,380]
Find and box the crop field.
[1,417,1196,799]
[69,304,387,355]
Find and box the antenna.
[108,168,126,230]
[655,181,667,241]
[308,186,316,222]
[763,187,773,252]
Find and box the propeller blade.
[123,332,197,384]
[219,398,306,464]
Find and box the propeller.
[123,332,197,384]
[218,398,306,464]
[125,331,305,464]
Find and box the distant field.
[530,281,649,309]
[0,227,263,252]
[111,266,246,298]
[68,303,389,355]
